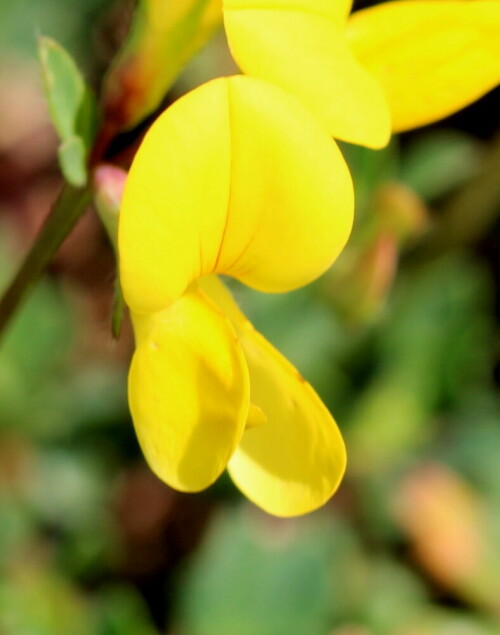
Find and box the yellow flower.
[119,76,353,516]
[223,0,500,147]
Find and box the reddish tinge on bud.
[99,0,222,148]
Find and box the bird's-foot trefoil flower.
[223,0,500,146]
[119,75,353,516]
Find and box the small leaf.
[38,36,98,185]
[57,136,87,187]
[38,37,83,139]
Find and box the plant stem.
[0,183,91,342]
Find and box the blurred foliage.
[0,0,500,634]
[0,0,109,61]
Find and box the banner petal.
[217,76,354,293]
[120,76,354,314]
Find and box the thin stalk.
[0,183,91,342]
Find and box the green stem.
[0,183,91,341]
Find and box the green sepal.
[111,278,126,340]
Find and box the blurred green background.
[0,1,500,633]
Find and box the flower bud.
[100,0,221,137]
[93,163,127,247]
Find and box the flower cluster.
[119,0,500,515]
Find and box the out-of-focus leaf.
[360,558,428,633]
[404,609,500,635]
[0,223,72,382]
[0,283,73,428]
[176,506,365,635]
[430,134,500,251]
[346,256,493,474]
[25,450,110,529]
[38,36,98,185]
[0,565,92,635]
[0,245,74,433]
[94,586,159,635]
[400,130,483,201]
[0,492,36,568]
[0,0,105,57]
[444,392,500,501]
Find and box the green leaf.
[57,136,87,187]
[0,562,93,635]
[400,131,483,201]
[38,36,98,185]
[346,256,492,475]
[38,36,83,140]
[176,507,360,635]
[95,586,159,635]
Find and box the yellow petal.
[201,276,346,517]
[223,3,391,147]
[246,403,267,429]
[348,1,500,133]
[224,0,352,25]
[128,286,250,492]
[119,78,230,314]
[332,0,354,26]
[216,76,354,292]
[119,76,353,314]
